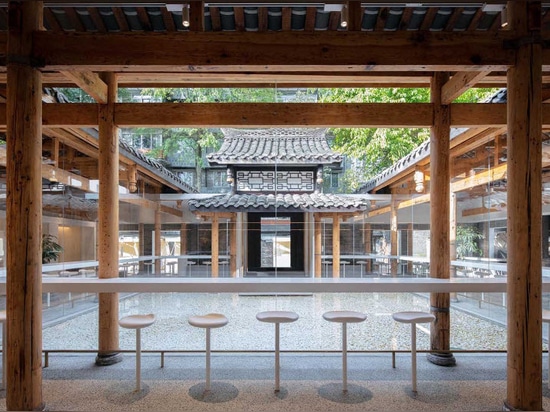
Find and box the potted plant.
[456,225,484,260]
[42,234,63,264]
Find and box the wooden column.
[138,223,145,273]
[428,72,456,367]
[212,215,219,277]
[229,215,237,277]
[6,2,44,409]
[154,209,161,274]
[332,213,340,278]
[449,193,458,301]
[390,198,398,276]
[406,223,413,274]
[179,223,187,275]
[364,223,372,272]
[314,215,322,278]
[96,72,122,366]
[505,1,543,410]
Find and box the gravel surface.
[42,292,509,352]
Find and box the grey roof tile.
[207,128,342,166]
[189,193,369,213]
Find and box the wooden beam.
[461,206,498,217]
[0,102,548,128]
[31,31,515,71]
[59,70,108,103]
[114,102,434,128]
[441,71,492,104]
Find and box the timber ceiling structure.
[0,0,547,223]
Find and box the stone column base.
[95,352,123,366]
[426,352,456,367]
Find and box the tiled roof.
[355,89,508,194]
[188,193,369,213]
[207,128,342,166]
[118,139,198,193]
[28,5,507,34]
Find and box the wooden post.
[314,215,322,278]
[390,197,398,276]
[229,215,237,277]
[505,1,542,410]
[179,223,187,275]
[96,72,122,366]
[449,193,458,301]
[6,2,44,409]
[212,215,219,277]
[406,223,413,274]
[154,209,161,274]
[138,223,145,273]
[428,72,456,367]
[332,213,340,278]
[364,223,372,272]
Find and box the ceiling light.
[182,3,190,28]
[340,2,348,27]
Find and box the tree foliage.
[316,87,499,191]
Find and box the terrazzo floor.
[1,353,549,411]
[1,292,544,411]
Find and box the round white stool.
[0,310,6,390]
[392,311,435,393]
[256,310,299,392]
[119,313,156,392]
[322,310,367,392]
[543,310,550,389]
[188,313,229,391]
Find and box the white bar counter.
[0,277,548,294]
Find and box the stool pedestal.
[188,313,228,391]
[256,310,299,392]
[119,314,156,392]
[0,310,5,390]
[543,310,550,389]
[323,310,367,392]
[392,311,435,393]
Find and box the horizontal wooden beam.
[0,102,545,128]
[31,31,515,71]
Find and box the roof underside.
[24,5,506,34]
[208,128,342,166]
[188,192,369,213]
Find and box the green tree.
[456,225,485,259]
[133,87,284,189]
[316,87,499,191]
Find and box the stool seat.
[188,313,228,329]
[323,310,367,324]
[118,313,156,392]
[392,310,434,393]
[257,310,299,324]
[119,314,156,329]
[189,313,229,392]
[257,310,299,392]
[392,311,435,324]
[322,310,367,392]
